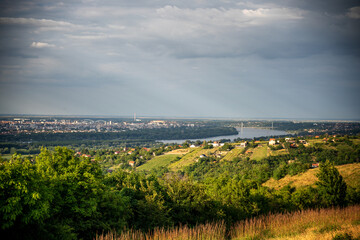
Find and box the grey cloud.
[0,0,359,119]
[347,6,360,19]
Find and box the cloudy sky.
[0,0,359,119]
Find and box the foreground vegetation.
[96,205,360,240]
[1,134,360,239]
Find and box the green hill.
[263,163,360,190]
[137,154,181,171]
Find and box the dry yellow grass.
[231,205,360,240]
[222,148,245,161]
[263,163,360,190]
[250,145,269,161]
[96,221,226,240]
[165,149,190,155]
[168,147,219,171]
[97,205,360,240]
[269,148,289,156]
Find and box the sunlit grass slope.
[250,144,269,161]
[137,154,182,171]
[168,147,219,171]
[97,205,360,240]
[263,163,360,190]
[222,148,245,161]
[231,205,360,240]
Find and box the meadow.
[137,154,182,171]
[263,163,360,190]
[96,205,360,240]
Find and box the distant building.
[129,161,135,167]
[311,163,319,168]
[269,138,276,145]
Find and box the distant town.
[0,117,201,135]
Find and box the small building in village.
[269,138,277,145]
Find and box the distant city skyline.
[1,1,359,120]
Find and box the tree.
[35,147,105,239]
[0,154,53,239]
[316,160,347,207]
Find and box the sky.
[0,0,359,120]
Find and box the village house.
[129,161,135,167]
[311,163,320,168]
[269,138,276,145]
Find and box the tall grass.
[230,205,360,240]
[96,205,360,240]
[95,221,226,240]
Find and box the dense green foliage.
[316,160,347,207]
[1,135,360,239]
[0,126,237,142]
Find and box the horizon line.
[0,114,359,122]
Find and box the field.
[168,147,219,171]
[0,154,13,160]
[165,149,190,155]
[263,163,360,190]
[231,205,360,240]
[96,205,360,240]
[137,154,182,171]
[250,144,269,161]
[269,148,289,156]
[222,148,245,161]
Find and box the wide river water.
[159,127,290,144]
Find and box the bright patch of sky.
[0,0,359,119]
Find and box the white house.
[269,138,276,145]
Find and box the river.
[159,127,290,144]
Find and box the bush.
[333,232,358,240]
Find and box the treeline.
[1,147,360,240]
[0,126,236,154]
[181,138,360,183]
[0,139,157,155]
[0,126,237,142]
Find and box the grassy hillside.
[269,148,289,156]
[263,163,360,190]
[97,205,360,240]
[231,205,360,240]
[250,144,269,160]
[137,154,182,171]
[222,148,245,161]
[168,147,219,171]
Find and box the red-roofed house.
[269,138,276,145]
